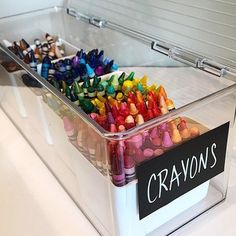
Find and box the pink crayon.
[162,131,173,149]
[124,154,136,183]
[95,142,103,172]
[150,127,159,139]
[131,147,145,164]
[63,116,77,144]
[126,134,143,149]
[143,148,154,159]
[151,136,162,147]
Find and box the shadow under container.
[0,6,236,236]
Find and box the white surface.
[0,0,62,18]
[0,109,236,236]
[0,109,98,236]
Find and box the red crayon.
[136,91,148,119]
[111,105,119,119]
[115,115,125,127]
[128,91,136,104]
[119,102,130,118]
[96,115,108,130]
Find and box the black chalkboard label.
[137,122,229,220]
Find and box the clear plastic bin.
[0,6,236,236]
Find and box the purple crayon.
[112,141,125,187]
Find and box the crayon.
[29,52,37,72]
[63,116,77,144]
[143,148,154,159]
[162,131,173,149]
[112,141,125,187]
[41,43,49,59]
[95,142,103,172]
[124,153,136,183]
[41,55,51,80]
[124,115,135,130]
[190,126,200,137]
[106,85,116,98]
[13,41,24,60]
[34,38,42,51]
[45,33,55,46]
[178,119,191,139]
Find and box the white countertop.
[0,109,236,236]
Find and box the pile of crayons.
[86,72,175,132]
[8,34,202,187]
[60,70,201,187]
[63,114,201,187]
[7,33,119,83]
[8,33,65,65]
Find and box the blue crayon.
[41,56,51,80]
[86,63,95,78]
[65,58,72,71]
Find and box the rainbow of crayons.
[60,71,201,187]
[8,33,201,187]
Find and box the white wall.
[0,0,63,18]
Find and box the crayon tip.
[111,63,118,71]
[190,127,200,137]
[154,148,164,156]
[126,71,135,81]
[110,123,117,132]
[90,113,98,120]
[171,127,182,144]
[116,92,124,102]
[122,80,133,94]
[137,82,145,94]
[86,63,95,78]
[118,125,126,132]
[135,114,144,125]
[151,136,162,147]
[106,85,116,98]
[150,127,158,139]
[162,131,173,148]
[95,66,104,76]
[143,148,154,159]
[129,103,139,116]
[126,134,143,149]
[108,112,115,124]
[166,98,175,111]
[115,116,125,126]
[159,95,169,115]
[125,115,135,129]
[178,119,191,139]
[79,98,96,114]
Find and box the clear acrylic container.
[0,6,236,236]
